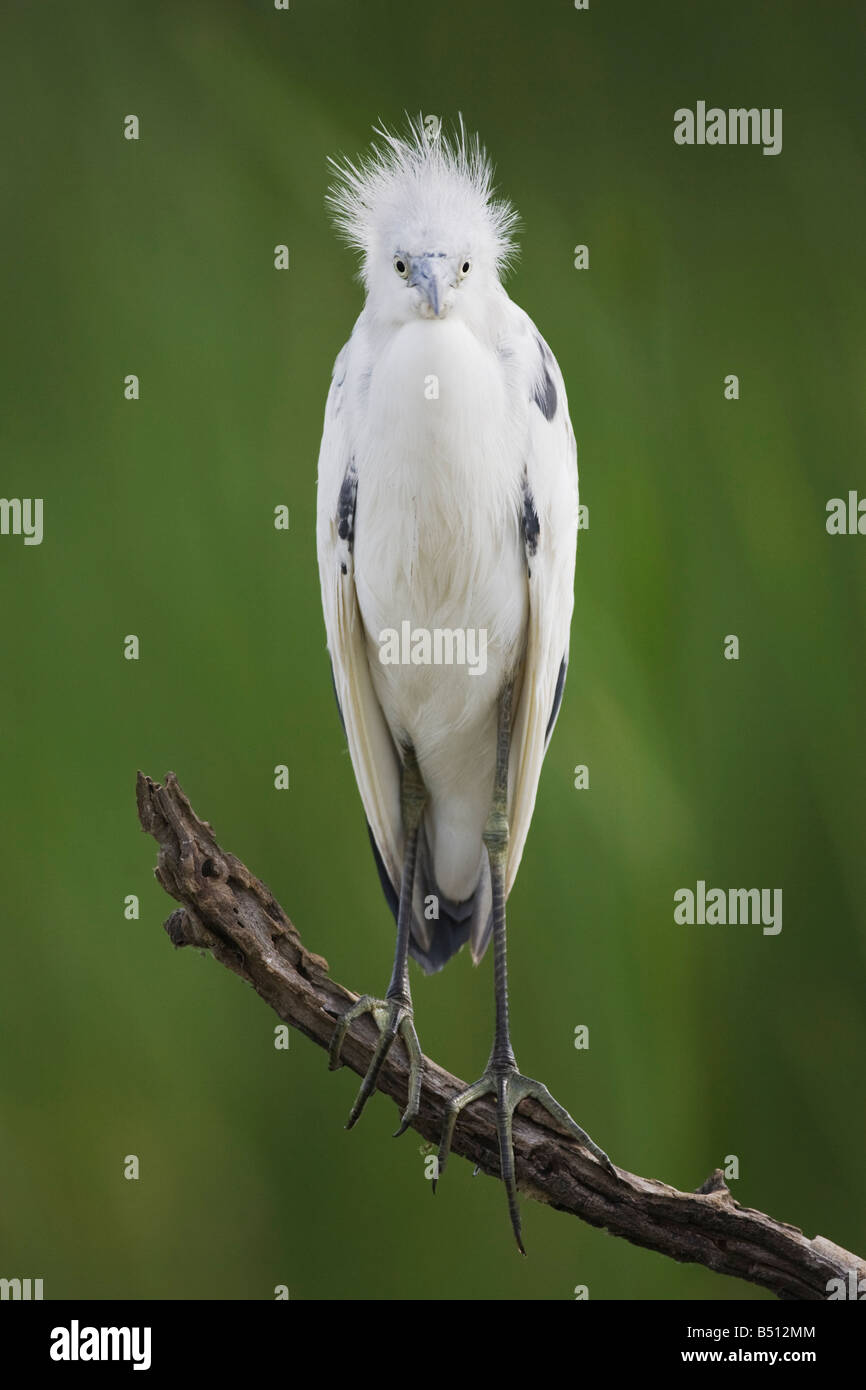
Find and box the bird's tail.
[366,820,493,974]
[410,828,493,972]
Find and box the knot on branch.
[695,1168,735,1199]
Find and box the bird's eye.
[393,257,409,278]
[459,258,472,278]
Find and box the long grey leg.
[435,682,616,1253]
[485,681,517,1073]
[329,748,427,1136]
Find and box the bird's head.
[327,116,519,326]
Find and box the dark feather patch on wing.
[521,475,540,559]
[545,656,567,742]
[336,457,358,550]
[366,820,399,918]
[532,335,558,420]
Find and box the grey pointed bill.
[408,255,451,317]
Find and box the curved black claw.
[328,995,423,1136]
[433,1065,615,1255]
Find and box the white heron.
[317,117,614,1251]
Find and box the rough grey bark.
[137,770,865,1300]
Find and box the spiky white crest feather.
[326,115,520,286]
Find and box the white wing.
[316,337,403,894]
[505,326,579,897]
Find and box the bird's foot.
[433,1062,616,1254]
[328,994,423,1137]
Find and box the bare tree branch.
[136,770,865,1300]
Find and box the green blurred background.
[1,0,864,1300]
